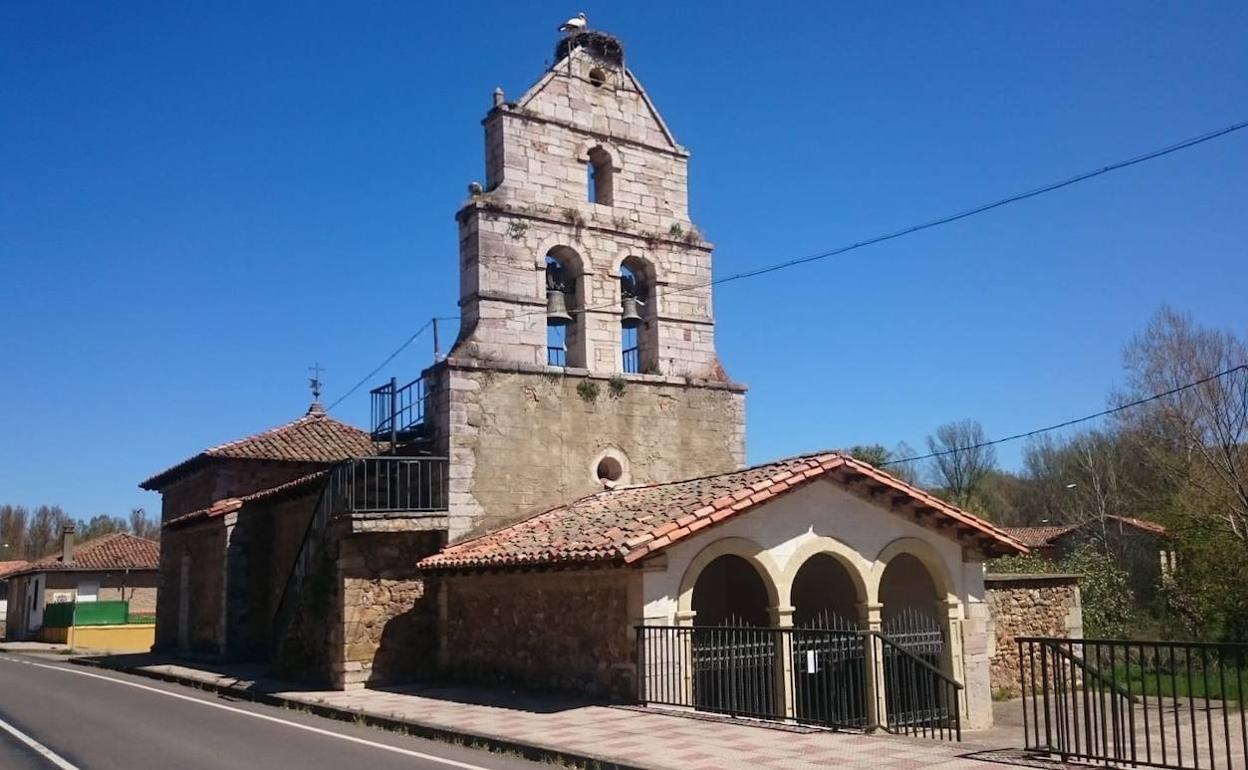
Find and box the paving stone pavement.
[72,655,1058,770]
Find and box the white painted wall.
[636,477,994,729]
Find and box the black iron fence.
[622,345,640,374]
[547,346,566,367]
[1019,637,1248,770]
[636,625,961,739]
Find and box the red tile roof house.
[1002,515,1172,600]
[2,528,159,641]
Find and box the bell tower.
[428,29,746,538]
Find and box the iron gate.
[636,623,962,739]
[882,608,950,728]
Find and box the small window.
[588,68,607,88]
[596,456,624,485]
[77,580,99,603]
[587,146,613,205]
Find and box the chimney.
[61,523,75,563]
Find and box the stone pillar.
[860,601,887,730]
[675,609,696,705]
[771,605,795,720]
[960,597,993,729]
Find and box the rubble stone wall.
[439,568,638,699]
[985,574,1083,696]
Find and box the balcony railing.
[547,346,566,367]
[622,346,640,374]
[272,455,448,650]
[370,376,429,443]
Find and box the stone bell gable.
[426,29,747,539]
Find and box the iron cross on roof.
[308,362,325,402]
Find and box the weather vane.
[308,362,325,402]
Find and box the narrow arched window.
[587,146,613,205]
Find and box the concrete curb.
[68,656,649,770]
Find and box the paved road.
[0,653,545,770]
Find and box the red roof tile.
[9,533,159,577]
[0,560,28,579]
[1004,515,1168,547]
[140,404,375,490]
[419,453,1028,572]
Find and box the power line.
[330,118,1247,409]
[324,320,434,411]
[879,364,1248,468]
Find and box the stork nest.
[555,30,625,67]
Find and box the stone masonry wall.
[426,360,745,538]
[440,568,637,699]
[337,530,443,690]
[985,574,1083,696]
[155,522,226,654]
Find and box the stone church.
[142,28,1027,732]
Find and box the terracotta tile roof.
[1000,525,1079,548]
[0,560,28,579]
[420,452,1028,572]
[10,533,159,577]
[1003,515,1168,548]
[140,404,376,490]
[162,470,327,531]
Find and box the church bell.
[620,297,643,329]
[546,290,573,326]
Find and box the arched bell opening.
[878,553,951,726]
[618,256,655,374]
[545,247,585,368]
[689,553,779,718]
[789,553,869,727]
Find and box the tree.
[848,442,922,486]
[925,419,997,508]
[1119,307,1248,541]
[0,505,29,560]
[78,514,128,542]
[25,505,71,559]
[129,508,160,541]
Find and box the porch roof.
[161,470,327,531]
[419,452,1029,572]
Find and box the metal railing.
[547,346,566,367]
[622,346,640,374]
[1019,637,1248,770]
[272,455,449,650]
[370,376,429,443]
[636,625,961,739]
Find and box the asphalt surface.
[0,653,547,770]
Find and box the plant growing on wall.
[576,379,599,403]
[668,222,685,239]
[607,375,626,399]
[506,220,529,240]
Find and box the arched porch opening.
[790,553,862,629]
[691,554,770,627]
[789,553,870,726]
[878,552,953,728]
[689,553,777,717]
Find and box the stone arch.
[676,537,782,621]
[778,537,870,626]
[617,255,657,374]
[574,140,622,172]
[543,244,588,368]
[868,537,957,608]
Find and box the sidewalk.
[69,654,1040,770]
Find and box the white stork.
[558,12,587,33]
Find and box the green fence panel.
[42,602,75,629]
[72,600,129,626]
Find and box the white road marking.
[0,656,498,770]
[0,712,81,770]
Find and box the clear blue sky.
[2,2,1245,520]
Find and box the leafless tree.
[925,419,997,505]
[1119,307,1248,541]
